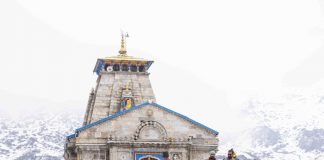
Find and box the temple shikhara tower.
[64,34,219,160]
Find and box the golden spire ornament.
[119,33,127,56]
[125,82,129,92]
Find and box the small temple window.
[122,64,129,71]
[130,65,137,72]
[113,64,120,71]
[139,65,145,72]
[104,64,111,71]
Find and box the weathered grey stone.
[64,54,218,160]
[83,72,157,123]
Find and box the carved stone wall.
[69,104,218,160]
[84,72,156,124]
[78,105,218,144]
[134,120,167,141]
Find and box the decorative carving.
[83,152,94,159]
[171,153,182,160]
[146,109,154,117]
[133,121,167,141]
[118,152,130,160]
[121,83,135,110]
[139,155,159,160]
[119,154,127,160]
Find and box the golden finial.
[119,33,127,56]
[125,82,129,91]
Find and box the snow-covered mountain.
[0,91,83,160]
[0,89,323,160]
[0,113,81,160]
[219,88,324,160]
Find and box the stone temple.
[64,34,219,160]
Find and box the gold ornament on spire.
[119,33,127,56]
[125,82,129,92]
[99,32,153,74]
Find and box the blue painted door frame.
[134,151,163,160]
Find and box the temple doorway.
[139,156,160,160]
[135,151,164,160]
[142,158,158,160]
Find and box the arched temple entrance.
[141,157,159,160]
[134,151,164,160]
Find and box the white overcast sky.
[1,0,324,142]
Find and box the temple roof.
[66,102,219,140]
[93,33,154,75]
[104,33,150,61]
[103,54,151,62]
